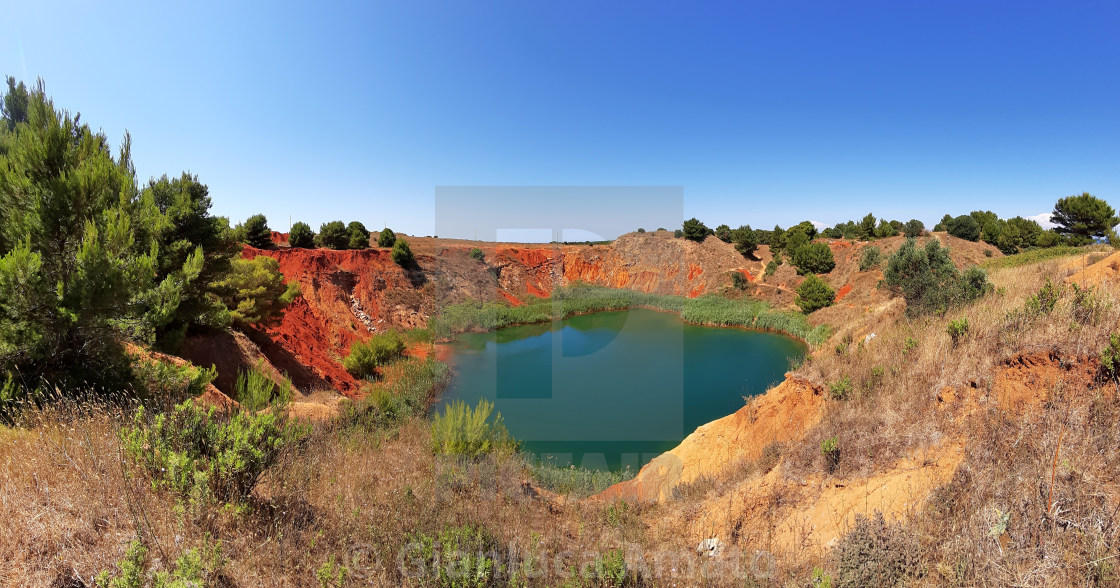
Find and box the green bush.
[317,221,350,250]
[242,214,273,248]
[378,227,397,248]
[796,275,836,314]
[120,399,308,504]
[342,331,406,379]
[288,221,315,248]
[1025,277,1060,316]
[468,247,485,262]
[729,271,747,290]
[763,258,780,278]
[947,318,969,345]
[884,238,989,315]
[430,398,517,458]
[585,548,633,587]
[791,242,836,274]
[407,525,502,587]
[821,436,840,474]
[131,356,217,400]
[96,537,225,588]
[1071,283,1106,324]
[829,376,852,400]
[392,238,415,266]
[235,360,293,412]
[1100,333,1120,384]
[858,246,882,271]
[342,358,450,432]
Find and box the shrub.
[791,242,836,274]
[317,220,349,249]
[763,258,780,278]
[796,275,836,313]
[213,254,301,325]
[835,512,921,587]
[378,227,397,247]
[407,524,502,587]
[947,318,969,345]
[821,436,840,474]
[884,238,989,315]
[673,229,683,238]
[947,215,981,241]
[131,356,217,400]
[342,330,406,379]
[829,376,852,400]
[430,398,517,458]
[715,224,732,242]
[1100,333,1120,384]
[342,358,450,432]
[235,360,293,412]
[468,247,485,262]
[288,221,315,248]
[682,217,710,242]
[96,538,225,588]
[1025,277,1060,316]
[242,214,272,248]
[391,238,414,266]
[1072,283,1106,324]
[730,271,747,290]
[636,227,646,233]
[873,219,898,238]
[120,399,308,503]
[585,548,633,586]
[859,246,881,271]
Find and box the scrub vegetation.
[432,283,830,345]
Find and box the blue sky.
[5,0,1118,240]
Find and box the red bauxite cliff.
[199,232,755,397]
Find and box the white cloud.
[1026,212,1055,229]
[809,220,826,231]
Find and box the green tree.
[468,247,485,262]
[791,242,836,274]
[796,275,835,313]
[138,173,238,349]
[903,219,925,238]
[932,214,953,232]
[377,227,397,247]
[714,224,732,242]
[792,220,818,240]
[213,255,299,325]
[288,222,315,248]
[730,225,757,257]
[242,214,272,248]
[874,219,899,238]
[770,225,787,254]
[785,227,810,253]
[0,79,201,390]
[317,220,349,249]
[1052,192,1118,245]
[858,213,877,239]
[391,238,414,266]
[682,218,710,242]
[946,215,980,241]
[347,221,369,249]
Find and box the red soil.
[834,283,853,302]
[738,268,754,281]
[499,290,523,306]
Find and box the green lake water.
[438,308,806,472]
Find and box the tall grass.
[520,454,634,498]
[432,283,829,345]
[342,357,450,431]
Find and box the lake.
[438,308,806,471]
